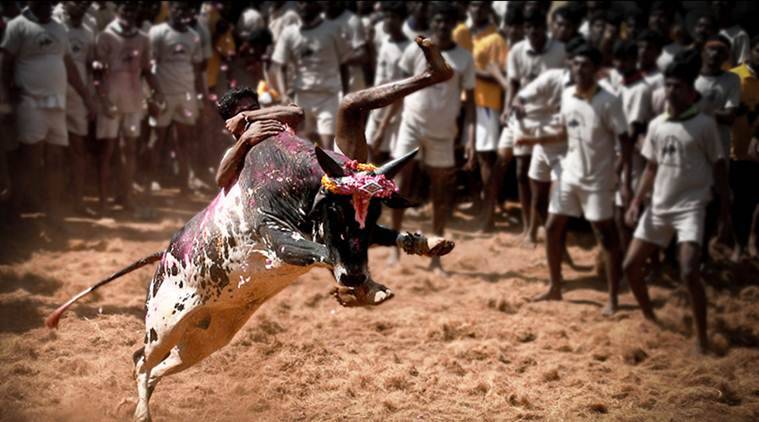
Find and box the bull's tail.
[45,250,165,329]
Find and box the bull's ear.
[375,148,418,179]
[382,193,419,209]
[315,146,346,178]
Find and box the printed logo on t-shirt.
[70,38,83,54]
[35,32,56,50]
[659,135,681,166]
[171,42,188,56]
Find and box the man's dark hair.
[573,43,602,67]
[705,34,733,52]
[246,27,273,48]
[552,5,581,26]
[665,48,701,85]
[604,8,623,27]
[217,87,259,120]
[381,1,407,17]
[636,29,665,50]
[588,9,606,25]
[565,36,586,57]
[504,5,524,26]
[612,39,638,60]
[523,7,546,26]
[427,1,460,22]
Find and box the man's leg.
[515,155,532,238]
[68,133,89,213]
[172,122,193,193]
[334,36,454,162]
[16,143,45,213]
[614,205,633,253]
[623,238,660,320]
[43,143,67,221]
[749,204,759,258]
[120,136,138,208]
[678,241,708,352]
[477,151,498,231]
[389,161,418,265]
[528,178,551,244]
[591,219,623,316]
[428,165,454,273]
[98,138,117,213]
[534,213,569,301]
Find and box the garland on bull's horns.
[320,160,398,228]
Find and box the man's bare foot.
[428,256,450,278]
[519,231,538,248]
[601,302,618,317]
[416,36,454,83]
[531,287,562,302]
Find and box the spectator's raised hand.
[239,119,286,146]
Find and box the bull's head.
[310,147,417,295]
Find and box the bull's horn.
[375,148,419,179]
[315,146,346,178]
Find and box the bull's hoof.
[426,236,455,257]
[332,279,394,307]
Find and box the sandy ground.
[1,190,758,421]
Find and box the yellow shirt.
[453,23,508,110]
[730,63,759,159]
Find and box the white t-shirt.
[149,23,202,96]
[399,43,475,140]
[559,85,628,191]
[368,37,411,127]
[1,10,70,106]
[269,8,300,43]
[619,77,654,135]
[329,10,366,92]
[402,20,429,42]
[643,70,664,91]
[507,38,566,88]
[642,111,724,214]
[98,21,151,113]
[271,20,350,94]
[694,71,741,158]
[720,25,750,66]
[236,7,265,37]
[517,68,571,155]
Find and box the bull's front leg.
[258,225,332,267]
[371,225,455,256]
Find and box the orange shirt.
[453,23,508,110]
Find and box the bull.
[46,37,456,421]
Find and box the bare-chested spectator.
[149,1,204,193]
[623,49,732,354]
[1,1,94,223]
[365,2,410,164]
[270,1,349,150]
[388,1,475,275]
[95,2,161,212]
[58,1,95,215]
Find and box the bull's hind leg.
[145,306,254,390]
[335,36,454,161]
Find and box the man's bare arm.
[225,104,304,138]
[216,119,287,189]
[64,54,94,111]
[1,50,15,103]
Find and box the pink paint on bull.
[321,161,397,228]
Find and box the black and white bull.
[46,35,457,421]
[47,135,453,421]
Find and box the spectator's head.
[750,35,759,70]
[702,34,731,72]
[649,1,675,38]
[624,7,646,40]
[137,1,161,24]
[602,9,623,43]
[296,1,322,24]
[523,7,547,50]
[501,5,524,44]
[563,35,585,73]
[636,29,664,71]
[217,87,259,121]
[381,1,407,38]
[551,5,580,43]
[588,10,607,46]
[469,1,492,28]
[117,1,140,29]
[63,1,89,26]
[612,39,638,76]
[664,48,701,111]
[168,1,195,29]
[29,1,54,23]
[408,1,429,25]
[319,1,345,19]
[570,43,602,89]
[691,12,718,46]
[427,1,459,46]
[239,27,273,61]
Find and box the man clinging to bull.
[47,32,457,422]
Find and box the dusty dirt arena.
[1,190,758,421]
